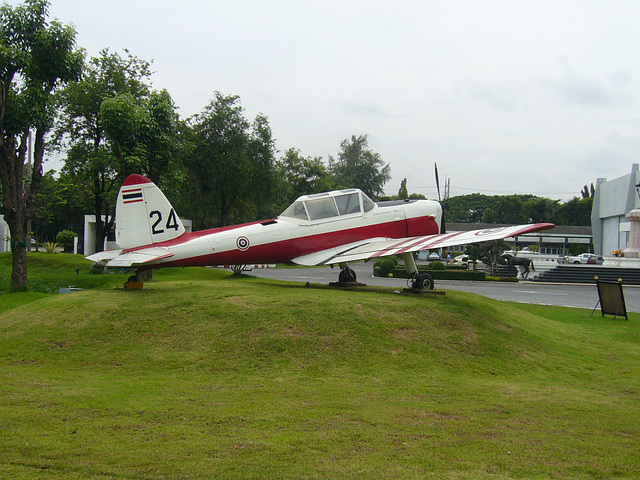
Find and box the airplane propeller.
[435,162,441,202]
[435,163,446,234]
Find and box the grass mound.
[0,251,130,293]
[0,266,639,479]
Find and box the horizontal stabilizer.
[86,250,122,264]
[86,247,174,268]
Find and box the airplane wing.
[291,223,554,266]
[86,247,174,268]
[85,249,122,264]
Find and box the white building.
[591,164,640,255]
[83,215,192,255]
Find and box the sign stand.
[591,276,628,320]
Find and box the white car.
[564,253,600,264]
[452,254,486,270]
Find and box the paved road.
[243,263,640,313]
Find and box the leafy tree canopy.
[443,191,591,226]
[183,92,276,228]
[0,0,83,290]
[328,134,390,199]
[276,148,334,207]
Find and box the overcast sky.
[35,0,640,200]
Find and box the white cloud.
[24,0,640,200]
[536,56,635,107]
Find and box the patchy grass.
[0,263,638,479]
[0,252,130,293]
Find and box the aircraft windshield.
[280,190,375,221]
[335,192,360,215]
[362,193,375,212]
[280,201,308,220]
[306,197,338,220]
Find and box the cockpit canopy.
[279,189,376,222]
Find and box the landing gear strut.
[403,252,435,290]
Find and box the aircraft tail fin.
[116,174,186,250]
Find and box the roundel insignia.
[236,236,250,251]
[474,227,506,236]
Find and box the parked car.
[564,253,602,264]
[452,254,486,270]
[586,255,604,265]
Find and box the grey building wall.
[591,164,640,255]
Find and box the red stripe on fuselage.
[135,215,440,268]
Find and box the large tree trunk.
[7,217,28,292]
[10,245,27,291]
[0,130,45,292]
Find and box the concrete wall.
[591,164,640,255]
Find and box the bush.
[90,263,104,275]
[56,230,78,252]
[429,261,446,271]
[42,241,59,253]
[378,258,397,277]
[373,265,486,281]
[374,257,398,269]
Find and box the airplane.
[87,174,554,290]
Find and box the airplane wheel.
[339,267,357,283]
[414,273,434,290]
[127,273,139,283]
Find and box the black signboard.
[593,278,628,320]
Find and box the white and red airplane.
[87,174,554,289]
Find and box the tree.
[580,183,596,199]
[328,134,390,199]
[482,195,538,224]
[32,169,84,244]
[246,113,277,219]
[522,197,557,223]
[556,196,593,226]
[442,193,493,223]
[0,0,83,291]
[276,148,333,207]
[185,92,276,228]
[99,88,178,183]
[55,49,177,252]
[398,178,409,199]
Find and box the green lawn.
[0,254,638,479]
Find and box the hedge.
[376,266,486,281]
